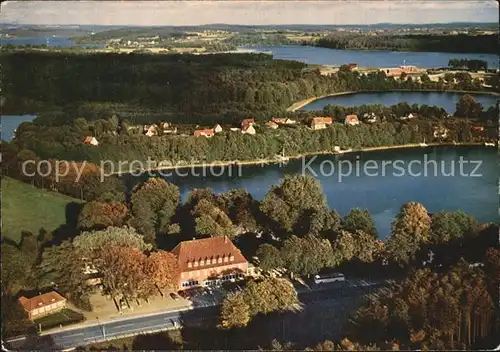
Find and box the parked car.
[178,291,189,299]
[120,299,128,310]
[170,292,180,300]
[204,287,213,295]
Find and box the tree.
[144,251,179,291]
[77,201,129,230]
[82,175,126,203]
[219,292,251,329]
[280,235,337,276]
[261,175,328,235]
[1,243,33,295]
[38,240,94,310]
[334,230,358,262]
[420,74,431,84]
[73,226,152,260]
[444,72,455,84]
[130,178,181,244]
[217,189,259,232]
[342,208,378,238]
[242,277,299,316]
[335,230,382,264]
[256,243,283,271]
[97,245,148,301]
[385,202,431,265]
[192,199,236,238]
[1,295,34,338]
[430,211,479,244]
[455,94,483,119]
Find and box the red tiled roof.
[194,129,215,137]
[345,114,359,122]
[18,291,66,312]
[241,118,255,128]
[272,118,288,124]
[311,117,333,125]
[83,136,94,143]
[171,236,248,273]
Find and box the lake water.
[301,91,499,112]
[0,36,104,48]
[127,147,497,240]
[244,45,499,69]
[1,115,37,141]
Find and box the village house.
[213,124,223,133]
[18,291,67,320]
[433,126,449,139]
[160,122,177,135]
[382,65,420,77]
[143,124,159,137]
[399,113,416,120]
[241,124,256,135]
[272,118,296,125]
[363,112,378,123]
[310,117,333,130]
[241,118,255,129]
[172,236,249,290]
[194,129,215,138]
[83,136,99,146]
[344,114,360,126]
[347,63,358,71]
[266,121,279,129]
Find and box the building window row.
[187,255,235,268]
[181,280,199,288]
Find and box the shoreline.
[287,89,500,112]
[112,142,494,176]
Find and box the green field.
[1,177,84,243]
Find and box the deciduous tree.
[342,208,378,238]
[144,251,179,291]
[97,245,148,301]
[73,226,152,260]
[261,175,328,235]
[130,178,180,244]
[256,243,283,272]
[38,240,94,310]
[77,201,129,230]
[219,292,251,329]
[385,202,431,265]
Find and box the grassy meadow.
[1,177,84,243]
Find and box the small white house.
[400,113,416,120]
[83,136,99,146]
[241,124,256,135]
[344,115,360,126]
[213,124,223,133]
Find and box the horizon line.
[1,21,498,27]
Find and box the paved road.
[6,279,383,350]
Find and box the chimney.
[224,236,228,243]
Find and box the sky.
[1,1,498,26]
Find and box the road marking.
[61,333,84,338]
[109,323,134,329]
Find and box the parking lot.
[178,281,245,308]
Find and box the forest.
[2,50,495,123]
[315,34,498,54]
